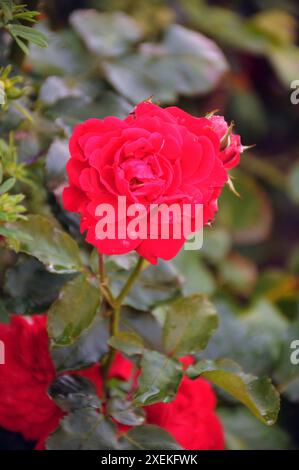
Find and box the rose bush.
[0,314,224,450]
[63,102,243,264]
[0,1,287,451]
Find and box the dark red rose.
[63,102,242,264]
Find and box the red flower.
[63,102,242,264]
[0,315,224,450]
[0,314,129,442]
[146,376,224,450]
[0,315,61,441]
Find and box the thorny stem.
[102,256,147,395]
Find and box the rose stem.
[102,256,146,393]
[98,253,115,307]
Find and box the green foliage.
[46,409,119,450]
[0,0,47,54]
[47,274,101,347]
[103,23,228,103]
[187,359,280,425]
[108,257,182,310]
[8,215,83,273]
[1,0,298,452]
[51,313,109,372]
[49,374,102,413]
[159,294,218,357]
[107,397,145,426]
[109,331,145,356]
[134,351,183,406]
[119,426,182,450]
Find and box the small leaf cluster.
[0,1,47,54]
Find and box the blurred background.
[1,0,299,450]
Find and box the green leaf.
[47,275,101,347]
[70,10,142,57]
[27,21,91,76]
[134,350,183,406]
[0,177,16,194]
[51,313,109,372]
[49,375,101,412]
[159,294,218,357]
[3,256,72,314]
[109,331,144,356]
[103,55,176,104]
[9,24,47,48]
[108,398,145,426]
[103,24,228,104]
[187,358,280,425]
[10,35,29,54]
[120,425,182,450]
[158,23,228,95]
[46,410,119,450]
[8,214,83,273]
[268,46,299,88]
[202,300,287,377]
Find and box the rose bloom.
[0,315,105,443]
[63,102,243,264]
[0,314,224,450]
[146,376,224,450]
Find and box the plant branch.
[98,253,115,307]
[102,256,146,393]
[116,256,147,308]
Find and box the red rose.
[146,375,224,450]
[0,314,224,450]
[0,314,130,442]
[209,114,244,170]
[0,314,61,441]
[63,102,241,264]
